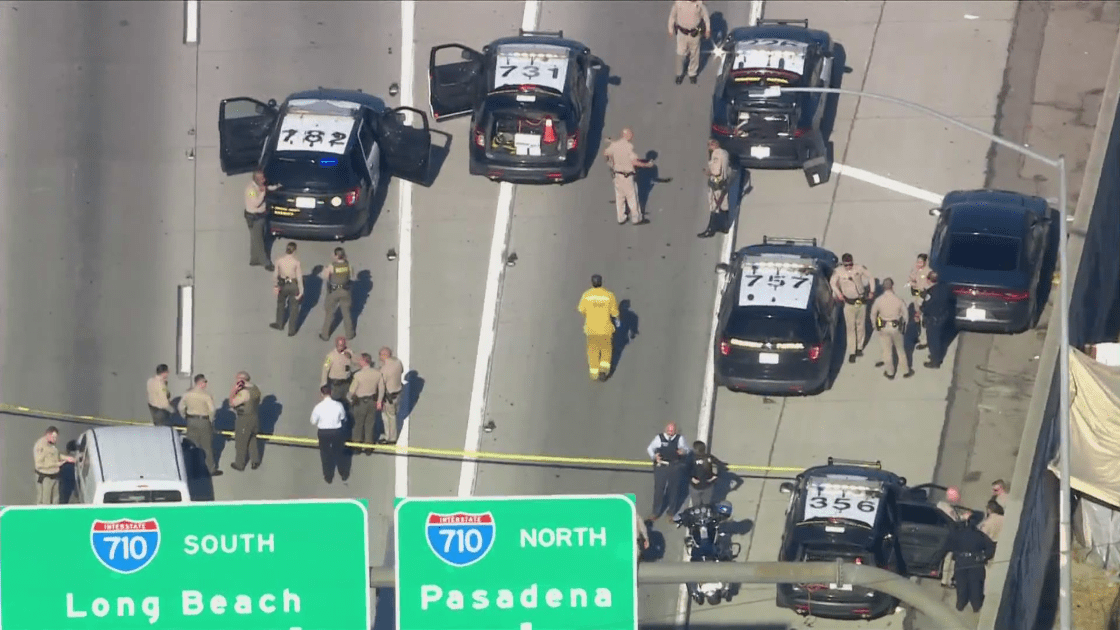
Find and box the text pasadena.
[420,583,613,611]
[65,589,301,623]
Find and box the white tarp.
[1049,347,1120,508]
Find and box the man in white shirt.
[311,385,348,484]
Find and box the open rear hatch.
[732,97,801,140]
[485,110,569,162]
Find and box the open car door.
[896,501,955,578]
[218,97,278,175]
[380,107,432,186]
[429,44,485,121]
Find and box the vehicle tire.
[707,593,722,606]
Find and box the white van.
[73,425,193,504]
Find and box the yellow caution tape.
[0,404,804,474]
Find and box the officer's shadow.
[212,401,236,468]
[257,395,283,464]
[697,11,729,76]
[610,299,639,373]
[295,266,325,332]
[637,151,671,215]
[346,270,374,337]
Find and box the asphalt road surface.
[0,1,1026,629]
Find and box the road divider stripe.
[395,0,418,500]
[183,0,199,44]
[0,404,803,473]
[830,161,945,205]
[176,285,194,377]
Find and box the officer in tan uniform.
[869,278,914,380]
[830,253,874,364]
[322,336,359,401]
[178,374,221,476]
[698,139,732,238]
[907,253,933,349]
[33,426,74,504]
[348,353,384,453]
[146,363,175,426]
[667,0,710,84]
[378,346,406,444]
[228,371,263,471]
[319,247,355,341]
[602,129,653,225]
[245,170,277,271]
[270,242,304,336]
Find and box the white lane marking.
[458,0,542,498]
[177,285,194,376]
[680,2,762,625]
[184,0,200,44]
[831,162,945,205]
[395,0,417,499]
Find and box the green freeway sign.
[0,499,370,629]
[394,494,638,630]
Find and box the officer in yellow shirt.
[578,274,620,382]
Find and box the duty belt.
[329,283,351,291]
[843,297,865,305]
[675,25,702,36]
[278,278,297,284]
[613,171,635,178]
[329,377,350,384]
[185,414,209,420]
[36,471,60,482]
[355,395,376,401]
[385,391,401,402]
[911,287,924,297]
[244,211,266,220]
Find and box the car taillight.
[793,127,810,138]
[712,124,732,136]
[807,344,822,361]
[474,128,485,148]
[719,340,731,356]
[953,287,1029,302]
[567,129,578,151]
[344,189,359,205]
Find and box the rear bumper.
[952,298,1033,334]
[268,216,363,241]
[715,359,830,395]
[777,585,896,620]
[469,152,583,184]
[713,135,810,169]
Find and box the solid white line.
[184,0,199,44]
[457,0,542,498]
[177,285,194,376]
[394,0,417,500]
[678,2,762,624]
[830,162,945,205]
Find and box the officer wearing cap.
[228,371,263,472]
[348,353,384,454]
[245,170,277,271]
[146,363,175,426]
[178,374,221,476]
[270,242,304,336]
[919,270,956,368]
[578,274,620,381]
[907,253,933,348]
[602,129,654,226]
[869,278,913,380]
[667,0,710,85]
[698,139,731,238]
[684,440,726,509]
[33,426,74,504]
[946,512,996,613]
[830,253,873,363]
[319,247,355,341]
[322,336,359,400]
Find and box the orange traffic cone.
[543,118,557,144]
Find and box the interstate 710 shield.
[425,512,495,567]
[90,518,161,574]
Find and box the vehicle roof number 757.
[493,45,569,93]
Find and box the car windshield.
[725,308,818,343]
[945,234,1022,272]
[800,544,875,564]
[264,154,360,192]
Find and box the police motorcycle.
[673,501,741,605]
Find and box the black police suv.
[927,189,1053,333]
[709,19,835,186]
[714,236,839,395]
[428,29,603,184]
[218,89,432,240]
[776,458,956,620]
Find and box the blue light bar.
[319,157,338,167]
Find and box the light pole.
[764,85,1073,630]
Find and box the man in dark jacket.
[685,441,726,509]
[946,512,997,612]
[919,271,956,368]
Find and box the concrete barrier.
[981,28,1120,630]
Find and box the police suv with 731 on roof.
[218,89,433,241]
[714,236,840,396]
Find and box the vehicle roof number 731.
[493,45,569,92]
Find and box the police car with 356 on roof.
[714,236,840,395]
[776,457,957,620]
[428,29,604,184]
[217,88,433,241]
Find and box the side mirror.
[267,98,277,108]
[715,262,731,274]
[899,476,907,487]
[461,49,475,61]
[779,482,795,494]
[589,57,604,71]
[821,48,834,59]
[928,208,941,217]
